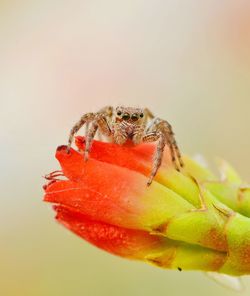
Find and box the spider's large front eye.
[117,111,122,116]
[122,113,130,120]
[131,114,139,121]
[140,113,144,118]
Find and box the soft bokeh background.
[1,1,250,295]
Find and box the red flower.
[43,136,250,279]
[44,137,181,260]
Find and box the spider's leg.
[166,135,180,171]
[67,112,95,152]
[98,105,113,117]
[96,129,103,141]
[85,114,112,160]
[172,137,184,168]
[84,122,98,161]
[145,117,161,133]
[166,123,184,168]
[76,122,90,153]
[144,118,184,183]
[143,132,165,186]
[156,119,184,170]
[144,108,155,120]
[90,106,113,138]
[67,107,113,153]
[96,114,112,137]
[85,122,90,140]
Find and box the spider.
[66,106,184,185]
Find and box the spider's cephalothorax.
[67,106,184,185]
[112,106,148,145]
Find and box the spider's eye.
[140,113,144,118]
[122,113,130,120]
[117,111,122,116]
[131,114,138,121]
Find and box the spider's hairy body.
[67,106,184,185]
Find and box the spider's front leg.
[84,114,112,160]
[143,119,184,185]
[143,132,165,186]
[67,112,96,153]
[67,106,113,154]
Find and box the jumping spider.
[66,106,184,185]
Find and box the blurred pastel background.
[1,1,250,295]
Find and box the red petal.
[44,149,148,228]
[45,146,190,230]
[55,145,86,181]
[43,161,150,229]
[54,205,163,258]
[75,136,172,176]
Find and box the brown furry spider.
[66,106,184,185]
